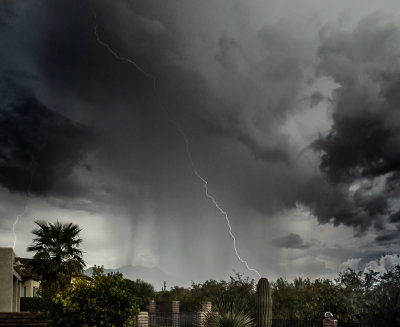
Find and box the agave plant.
[202,296,256,327]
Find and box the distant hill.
[84,265,180,290]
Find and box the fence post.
[137,312,149,327]
[197,301,212,327]
[172,301,180,327]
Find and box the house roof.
[14,257,41,280]
[14,257,93,282]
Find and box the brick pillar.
[323,318,337,327]
[202,302,212,312]
[138,311,149,327]
[172,301,180,313]
[149,300,156,313]
[198,302,212,327]
[172,301,180,327]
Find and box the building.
[15,257,41,298]
[0,248,22,312]
[0,248,42,312]
[0,247,91,312]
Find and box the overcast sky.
[1,0,400,287]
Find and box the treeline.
[26,221,399,325]
[154,267,400,325]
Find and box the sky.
[1,0,400,287]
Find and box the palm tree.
[27,220,86,285]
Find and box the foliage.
[27,220,86,286]
[156,273,255,312]
[272,277,340,320]
[271,266,400,324]
[43,266,140,327]
[156,285,195,302]
[159,266,398,324]
[334,268,379,322]
[125,278,156,302]
[202,296,256,327]
[364,265,400,325]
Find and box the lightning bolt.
[12,216,20,249]
[12,160,35,250]
[93,11,261,278]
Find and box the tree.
[365,265,400,325]
[45,266,141,327]
[125,278,156,302]
[155,273,255,309]
[272,277,341,321]
[334,268,379,322]
[27,220,86,286]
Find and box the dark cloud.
[0,91,97,196]
[389,211,400,223]
[304,13,400,236]
[375,231,400,244]
[271,233,309,249]
[0,1,13,27]
[1,0,399,281]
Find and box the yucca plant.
[202,296,256,327]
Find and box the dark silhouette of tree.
[27,220,86,286]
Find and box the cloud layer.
[0,0,399,283]
[308,14,400,235]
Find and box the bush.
[44,266,140,327]
[202,296,256,327]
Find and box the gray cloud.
[304,13,400,235]
[271,233,310,249]
[0,0,399,282]
[375,231,400,244]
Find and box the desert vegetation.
[27,221,400,326]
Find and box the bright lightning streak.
[92,11,261,278]
[12,215,21,249]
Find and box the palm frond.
[27,220,86,281]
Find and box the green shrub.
[45,266,140,327]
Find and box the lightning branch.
[92,11,261,278]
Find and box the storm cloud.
[0,0,399,283]
[306,13,400,234]
[271,233,310,249]
[0,89,97,196]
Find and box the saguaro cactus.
[256,278,272,327]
